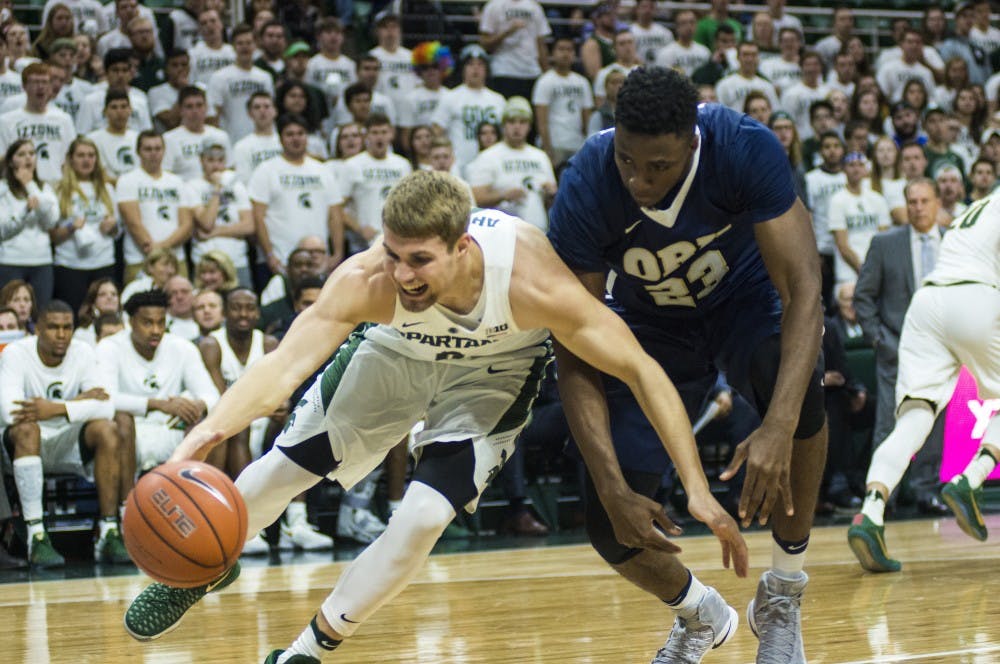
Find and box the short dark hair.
[262,20,286,36]
[972,157,997,174]
[165,48,188,62]
[94,312,123,337]
[615,67,698,137]
[124,289,168,316]
[818,130,844,146]
[104,47,134,70]
[178,85,206,105]
[715,23,736,38]
[136,129,162,151]
[357,54,380,70]
[293,276,325,303]
[315,16,343,33]
[844,119,869,137]
[104,87,130,108]
[808,99,834,120]
[900,139,925,155]
[365,112,391,129]
[223,287,257,308]
[231,23,254,40]
[276,113,309,134]
[343,82,372,106]
[38,299,73,320]
[246,90,273,110]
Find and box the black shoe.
[0,543,27,570]
[829,489,862,513]
[917,494,950,516]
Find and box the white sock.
[321,482,455,638]
[861,490,886,526]
[13,456,44,523]
[667,572,707,613]
[866,401,936,495]
[962,447,998,489]
[771,537,807,577]
[278,616,340,663]
[98,517,117,539]
[119,502,127,522]
[285,500,308,526]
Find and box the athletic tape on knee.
[321,482,455,637]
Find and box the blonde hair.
[143,247,180,274]
[382,170,470,248]
[195,250,239,292]
[57,136,115,219]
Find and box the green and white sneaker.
[123,562,241,641]
[95,528,132,564]
[29,531,65,569]
[263,650,321,663]
[941,475,988,542]
[847,514,901,573]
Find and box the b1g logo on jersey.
[622,225,733,307]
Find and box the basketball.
[122,460,247,588]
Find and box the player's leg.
[114,411,137,503]
[81,418,132,564]
[6,421,65,568]
[732,333,826,664]
[583,469,739,663]
[941,285,1000,540]
[335,466,388,544]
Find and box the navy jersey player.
[549,67,826,663]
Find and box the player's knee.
[393,482,455,539]
[8,421,41,455]
[87,419,121,452]
[114,411,135,441]
[749,335,825,439]
[585,516,642,566]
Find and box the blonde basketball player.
[849,180,1000,572]
[123,170,748,663]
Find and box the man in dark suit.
[854,176,947,514]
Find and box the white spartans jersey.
[210,328,265,386]
[805,169,846,255]
[341,151,412,233]
[366,209,549,364]
[0,336,113,427]
[826,187,891,282]
[116,168,194,264]
[467,142,555,231]
[925,195,1000,289]
[0,107,76,182]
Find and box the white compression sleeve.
[234,448,323,541]
[865,400,936,492]
[321,481,456,638]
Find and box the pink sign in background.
[941,367,1000,482]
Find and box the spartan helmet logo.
[298,192,312,209]
[221,209,231,224]
[143,372,160,391]
[521,176,536,192]
[380,185,392,200]
[46,381,64,400]
[36,142,50,161]
[157,205,170,221]
[118,147,134,166]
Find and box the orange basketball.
[122,460,247,588]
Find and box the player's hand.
[713,390,733,418]
[850,389,867,413]
[503,187,527,201]
[720,425,795,528]
[72,387,109,401]
[687,490,749,577]
[266,252,285,276]
[99,215,117,236]
[170,428,227,463]
[606,490,683,553]
[12,398,61,423]
[159,396,204,425]
[824,370,845,387]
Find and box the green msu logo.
[157,205,171,220]
[36,142,50,160]
[118,146,134,166]
[298,192,312,209]
[45,381,64,400]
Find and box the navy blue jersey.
[548,104,797,319]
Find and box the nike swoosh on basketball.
[340,613,360,624]
[179,468,233,511]
[486,366,510,374]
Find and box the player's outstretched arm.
[720,198,823,526]
[513,225,748,575]
[170,250,395,462]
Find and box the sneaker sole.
[847,528,901,573]
[940,489,988,542]
[123,611,188,642]
[713,605,739,649]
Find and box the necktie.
[920,233,935,280]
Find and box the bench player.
[122,170,748,662]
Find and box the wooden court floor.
[3,516,999,663]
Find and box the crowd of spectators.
[1,0,999,568]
